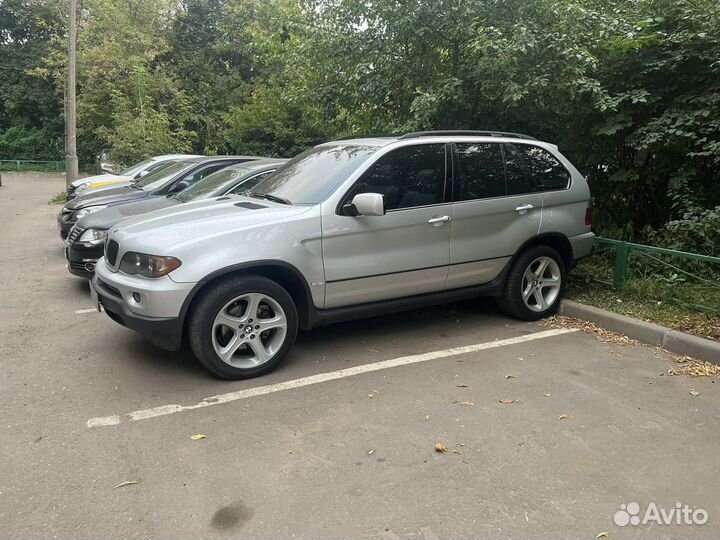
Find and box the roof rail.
[335,133,401,140]
[398,130,537,141]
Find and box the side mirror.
[135,170,149,179]
[348,193,385,216]
[170,180,190,194]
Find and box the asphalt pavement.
[1,172,718,539]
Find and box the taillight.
[585,207,592,228]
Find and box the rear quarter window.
[513,144,570,192]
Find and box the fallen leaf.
[558,414,572,420]
[367,449,375,455]
[367,393,374,398]
[456,384,469,388]
[114,480,139,489]
[190,434,207,440]
[689,390,700,397]
[434,443,448,453]
[544,393,552,397]
[460,401,475,407]
[596,533,609,539]
[505,375,517,379]
[499,399,516,405]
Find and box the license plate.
[90,284,102,312]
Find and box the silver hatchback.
[92,131,594,379]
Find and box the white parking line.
[86,327,578,428]
[75,307,98,314]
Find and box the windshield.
[133,160,197,191]
[248,144,379,205]
[176,167,252,202]
[118,158,161,177]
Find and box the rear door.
[446,142,542,289]
[510,143,586,238]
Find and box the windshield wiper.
[250,192,292,205]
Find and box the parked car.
[91,131,594,379]
[96,148,116,175]
[65,159,287,278]
[67,154,202,200]
[57,155,261,239]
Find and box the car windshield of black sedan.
[132,160,197,191]
[248,144,379,205]
[175,166,253,202]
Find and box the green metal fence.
[0,159,65,172]
[578,237,720,315]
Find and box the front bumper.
[66,241,103,279]
[92,276,184,351]
[57,211,76,240]
[91,258,195,351]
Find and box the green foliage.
[0,125,61,160]
[0,0,717,249]
[224,85,327,157]
[0,0,63,160]
[48,191,67,204]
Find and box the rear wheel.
[188,275,298,379]
[497,245,566,321]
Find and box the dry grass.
[668,355,720,377]
[542,315,719,377]
[542,315,640,345]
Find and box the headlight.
[75,205,108,219]
[119,252,182,278]
[78,228,107,245]
[75,182,91,193]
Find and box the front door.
[321,143,452,308]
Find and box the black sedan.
[56,155,261,240]
[64,159,287,278]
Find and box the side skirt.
[307,274,507,329]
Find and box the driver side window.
[346,144,447,211]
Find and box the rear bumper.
[91,275,184,351]
[570,231,595,260]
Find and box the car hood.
[71,174,130,188]
[111,196,312,253]
[66,186,149,210]
[76,196,181,230]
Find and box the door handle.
[515,204,534,214]
[428,215,451,224]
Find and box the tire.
[188,274,298,379]
[497,245,567,321]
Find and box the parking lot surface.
[1,172,719,539]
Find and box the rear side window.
[504,144,536,196]
[513,144,570,192]
[349,144,446,211]
[454,143,506,201]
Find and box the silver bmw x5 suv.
[91,131,594,379]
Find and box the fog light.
[132,292,142,303]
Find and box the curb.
[558,300,720,363]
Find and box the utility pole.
[65,0,79,187]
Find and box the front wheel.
[188,275,298,379]
[497,245,566,321]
